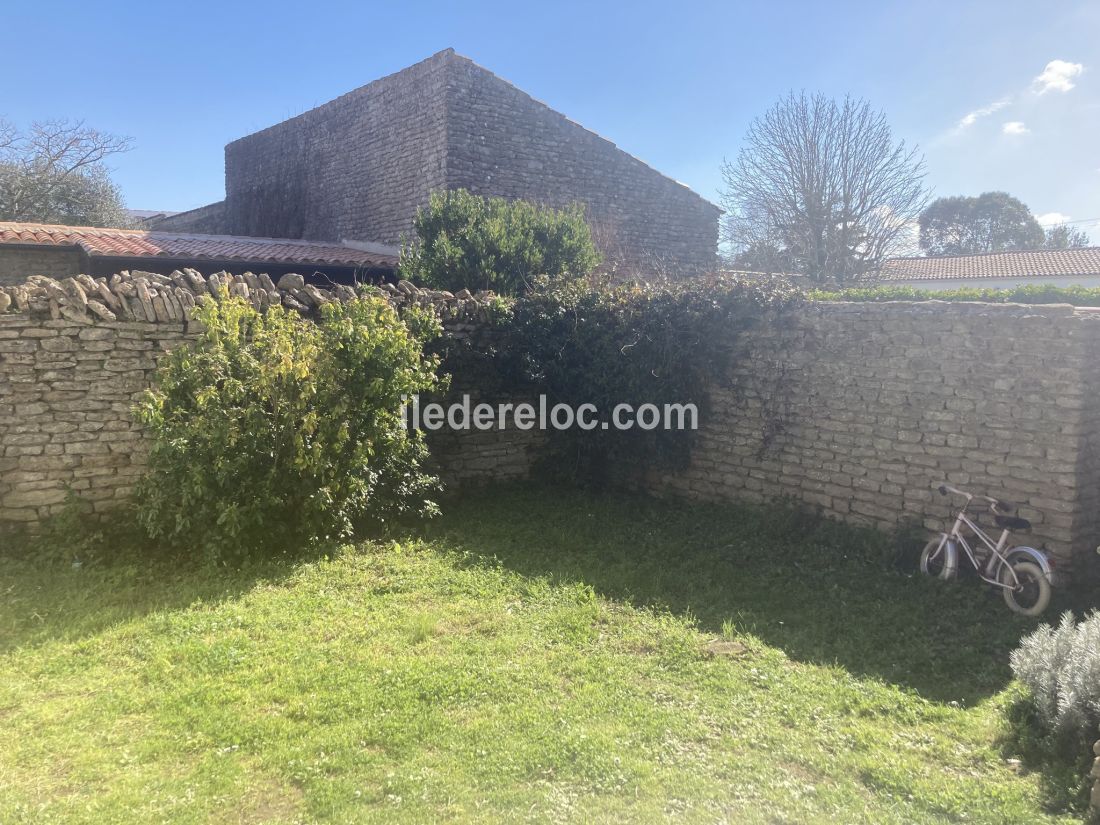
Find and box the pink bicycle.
[919,484,1053,616]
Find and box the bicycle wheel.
[920,535,955,580]
[1000,561,1051,617]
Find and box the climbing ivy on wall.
[437,274,801,484]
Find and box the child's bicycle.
[919,484,1054,616]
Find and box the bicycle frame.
[928,495,1022,590]
[923,485,1058,614]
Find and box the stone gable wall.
[222,54,451,244]
[217,50,718,276]
[442,56,720,275]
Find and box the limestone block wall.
[4,276,1100,580]
[644,301,1100,574]
[0,270,538,523]
[0,314,174,519]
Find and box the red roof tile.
[0,222,397,269]
[882,248,1100,281]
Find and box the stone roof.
[0,222,397,269]
[882,248,1100,281]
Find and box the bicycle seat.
[994,513,1031,531]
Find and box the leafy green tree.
[399,189,600,295]
[1043,223,1091,249]
[135,294,443,561]
[918,192,1045,256]
[0,119,134,227]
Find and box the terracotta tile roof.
[882,248,1100,281]
[0,221,397,269]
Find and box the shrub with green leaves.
[1010,611,1100,740]
[135,295,443,562]
[399,189,600,295]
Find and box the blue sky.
[3,0,1097,241]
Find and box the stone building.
[154,49,720,275]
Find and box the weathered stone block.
[2,485,66,508]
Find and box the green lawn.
[0,485,1085,823]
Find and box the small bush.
[135,294,443,562]
[398,189,601,295]
[1010,611,1100,740]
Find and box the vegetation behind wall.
[810,283,1100,306]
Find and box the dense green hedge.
[809,284,1100,306]
[438,273,800,483]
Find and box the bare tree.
[0,119,133,227]
[722,93,928,285]
[1044,223,1092,249]
[0,121,16,153]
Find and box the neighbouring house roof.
[125,209,179,221]
[882,248,1100,281]
[0,221,398,269]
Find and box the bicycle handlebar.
[936,484,1013,512]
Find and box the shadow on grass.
[0,539,304,656]
[3,482,1087,708]
[998,694,1096,816]
[423,482,1078,707]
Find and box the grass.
[0,484,1088,823]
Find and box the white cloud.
[957,97,1011,129]
[1036,212,1071,227]
[938,59,1085,144]
[1032,60,1084,94]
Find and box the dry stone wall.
[644,301,1100,575]
[0,270,537,523]
[3,276,1100,581]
